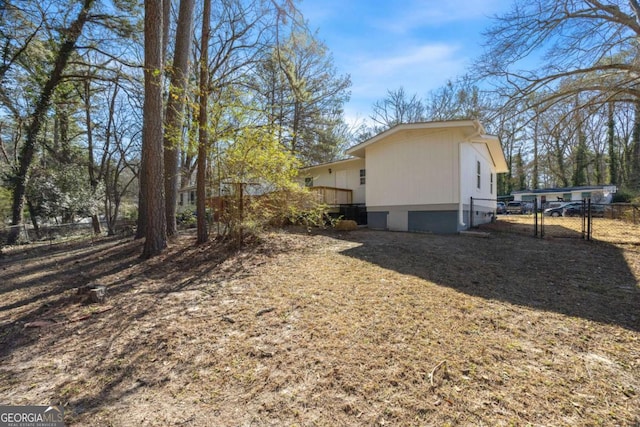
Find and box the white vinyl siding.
[300,158,366,204]
[460,142,496,208]
[365,129,459,207]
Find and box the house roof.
[345,120,509,173]
[512,185,617,195]
[299,157,363,171]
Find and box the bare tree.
[478,0,640,109]
[477,0,640,191]
[81,72,140,235]
[370,87,425,131]
[425,76,489,122]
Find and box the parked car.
[563,204,606,218]
[496,202,506,214]
[506,201,524,214]
[543,202,582,217]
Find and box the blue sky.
[297,0,513,125]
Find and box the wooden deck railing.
[309,186,353,205]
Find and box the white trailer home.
[300,120,508,233]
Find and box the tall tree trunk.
[6,0,95,245]
[573,135,589,187]
[196,0,211,244]
[607,101,618,185]
[141,0,167,258]
[630,101,640,190]
[552,137,569,187]
[164,0,195,237]
[26,198,39,238]
[532,112,539,189]
[572,98,588,187]
[84,78,102,234]
[515,150,526,190]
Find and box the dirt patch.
[1,228,639,426]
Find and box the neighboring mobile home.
[300,120,509,233]
[512,186,617,206]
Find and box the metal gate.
[534,198,593,240]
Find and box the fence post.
[580,199,586,240]
[587,198,592,241]
[533,196,538,237]
[537,197,544,238]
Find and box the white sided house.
[300,120,509,233]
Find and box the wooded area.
[0,0,351,256]
[1,0,640,257]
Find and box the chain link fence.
[0,220,137,247]
[483,199,640,245]
[591,203,640,244]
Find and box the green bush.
[612,188,638,203]
[218,185,331,245]
[177,208,196,228]
[0,186,11,225]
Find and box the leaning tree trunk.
[6,0,95,245]
[141,0,167,258]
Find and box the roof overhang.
[345,120,509,173]
[299,157,363,172]
[468,134,509,173]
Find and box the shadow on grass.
[0,232,237,360]
[0,231,268,424]
[327,228,640,332]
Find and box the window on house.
[304,177,313,187]
[476,161,481,189]
[179,193,184,206]
[359,169,366,185]
[490,173,494,194]
[190,191,195,204]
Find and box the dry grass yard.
[1,225,639,426]
[488,214,640,245]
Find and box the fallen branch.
[256,307,275,316]
[221,315,235,324]
[429,360,447,386]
